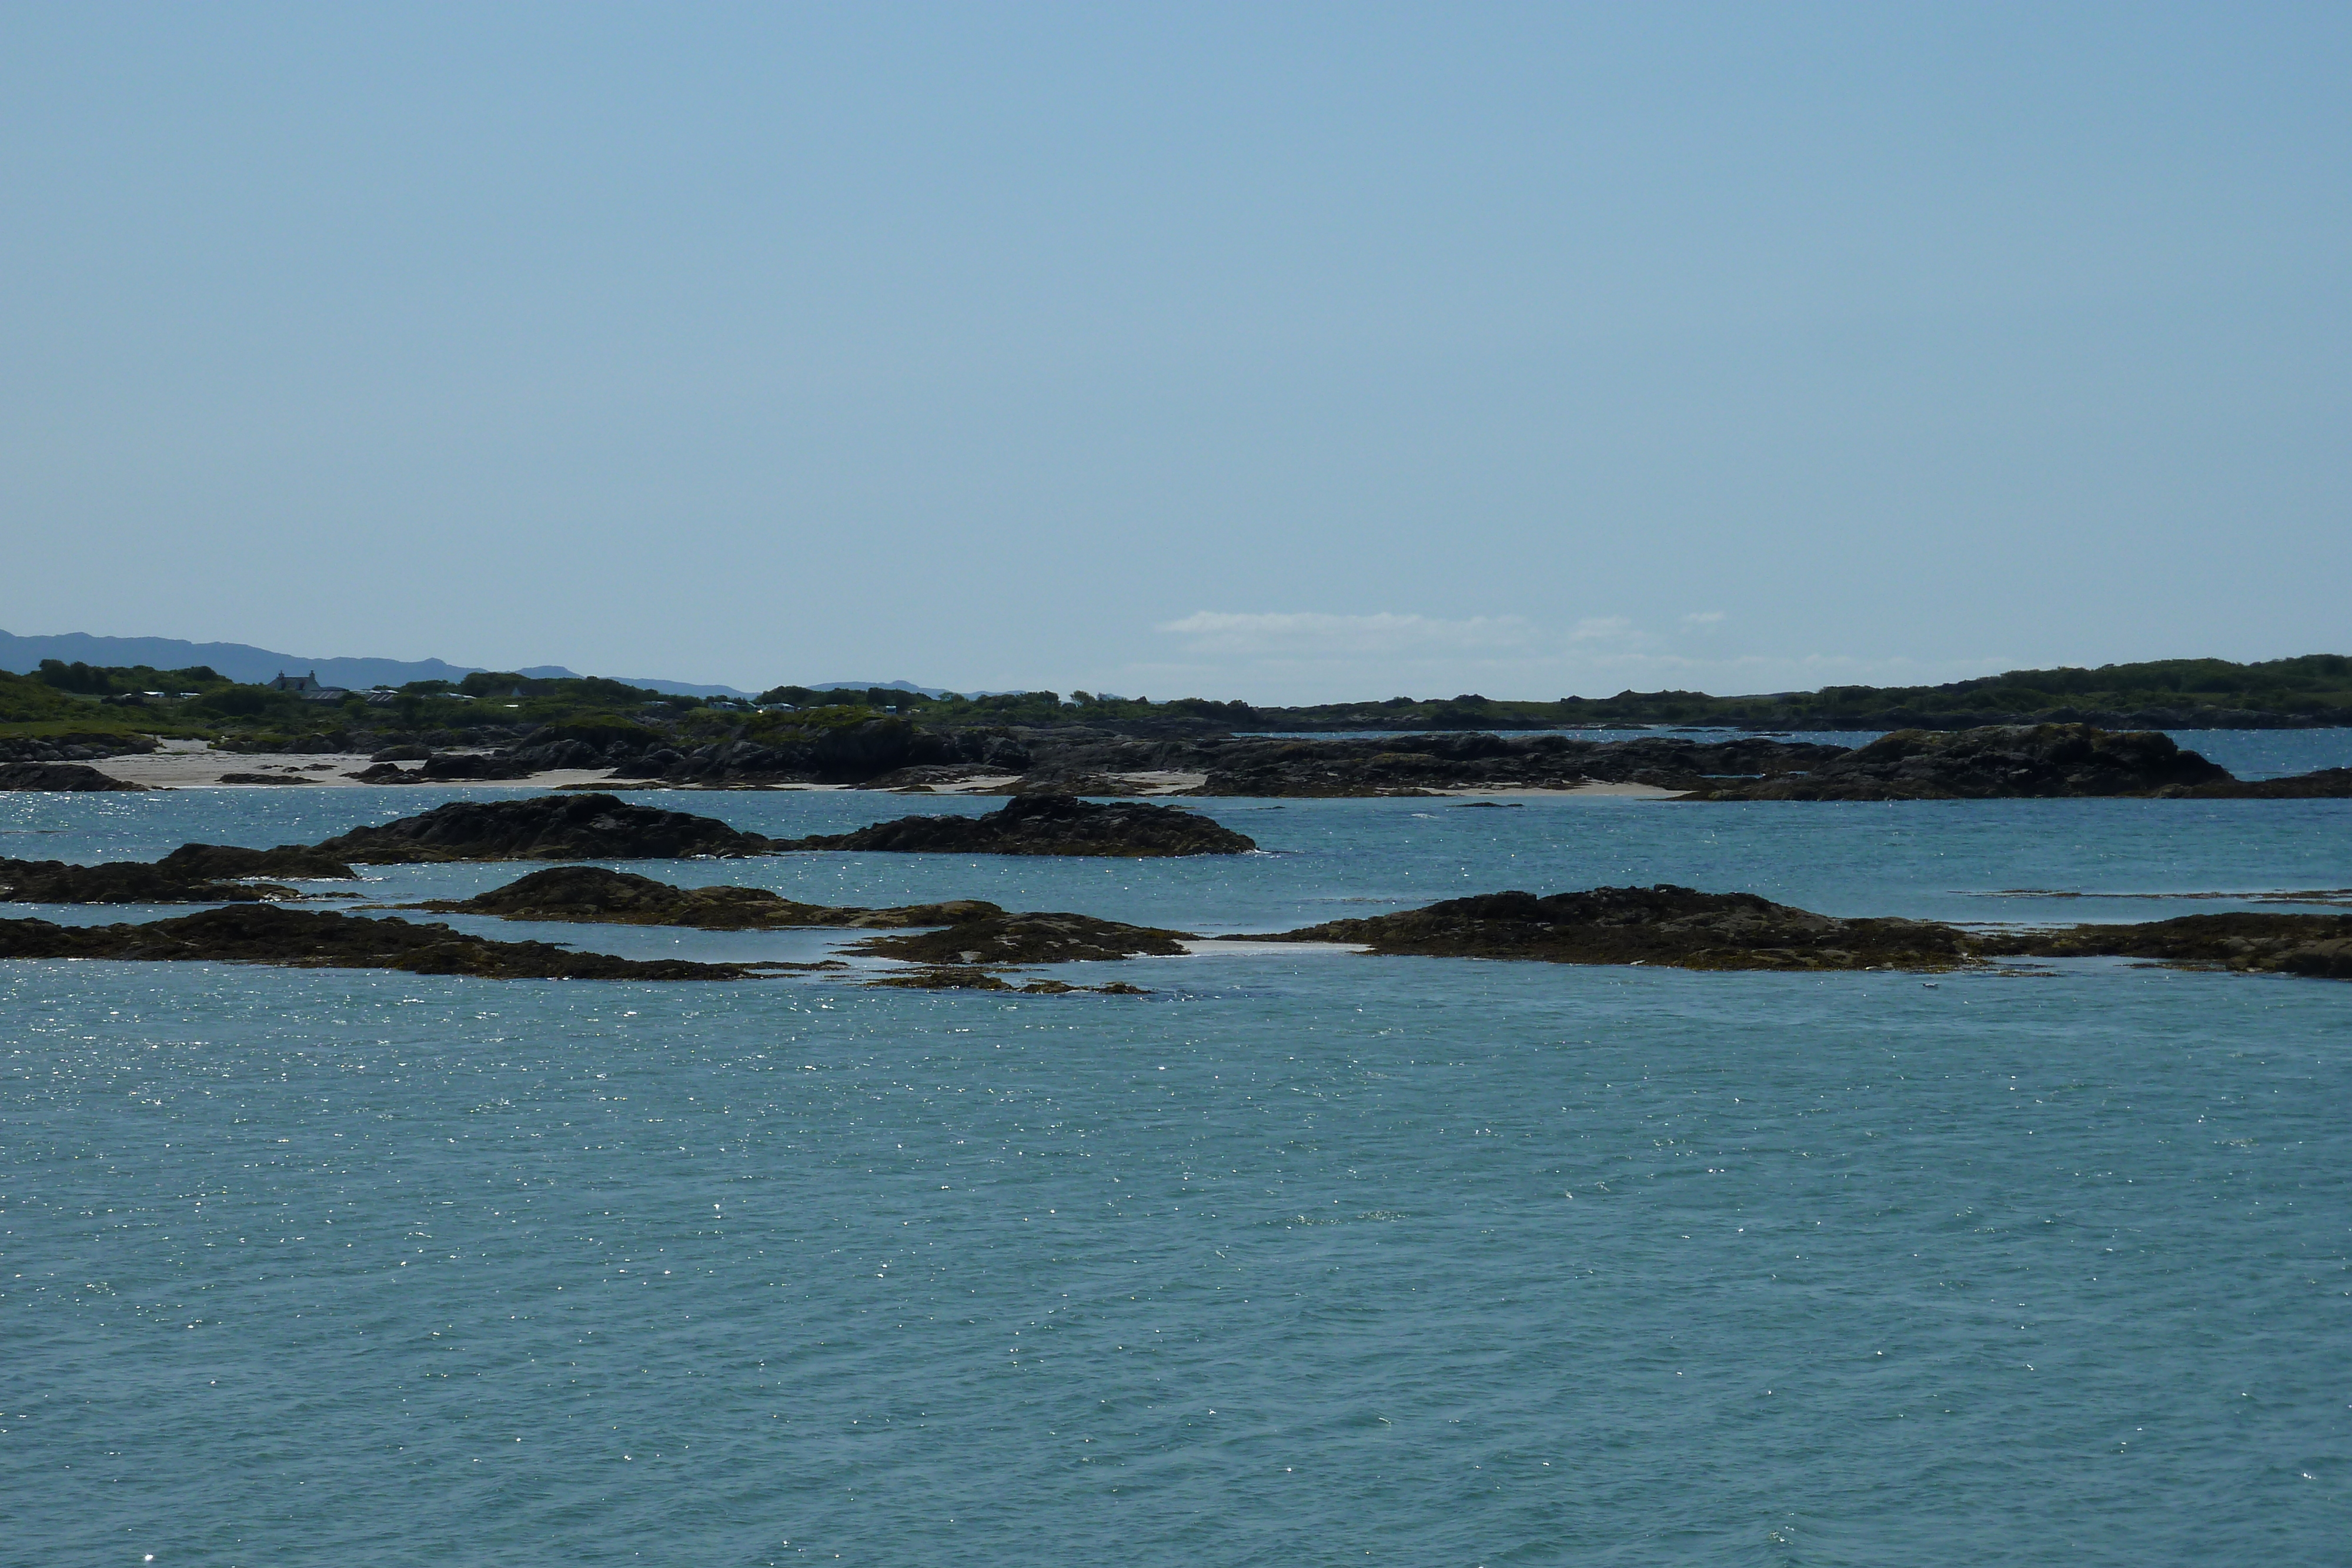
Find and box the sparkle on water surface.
[4,748,2348,1564]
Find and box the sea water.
[5,761,2349,1564]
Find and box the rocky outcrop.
[0,735,158,763]
[413,865,1000,930]
[1679,724,2230,801]
[0,857,295,904]
[416,752,535,781]
[0,904,753,979]
[777,794,1255,857]
[1179,733,1844,796]
[849,910,1194,965]
[1244,884,2352,980]
[2155,768,2352,800]
[1244,885,1979,970]
[308,793,774,862]
[156,843,360,880]
[1977,911,2352,978]
[0,761,148,791]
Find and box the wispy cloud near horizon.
[1154,611,1538,656]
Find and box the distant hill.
[0,630,755,699]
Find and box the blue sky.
[4,2,2346,701]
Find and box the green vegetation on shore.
[5,653,2348,753]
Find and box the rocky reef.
[848,910,1195,965]
[0,904,754,979]
[156,843,361,880]
[0,761,148,791]
[0,857,294,904]
[1976,911,2352,979]
[1244,883,2352,980]
[776,794,1256,857]
[413,865,1000,930]
[1676,724,2231,800]
[863,965,1149,994]
[2154,767,2352,800]
[308,793,774,863]
[1245,885,1979,970]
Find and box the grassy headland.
[4,653,2348,759]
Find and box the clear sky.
[4,2,2347,702]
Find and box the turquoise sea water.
[6,751,2350,1564]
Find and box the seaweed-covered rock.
[0,904,752,979]
[1681,724,2230,801]
[2156,767,2352,800]
[779,794,1255,857]
[864,965,1148,994]
[0,761,147,791]
[1245,885,1977,971]
[416,865,998,930]
[308,793,773,863]
[850,910,1194,965]
[1981,911,2352,977]
[0,857,293,904]
[158,843,360,880]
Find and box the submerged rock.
[415,865,1000,930]
[1244,885,1978,971]
[777,793,1255,857]
[0,857,294,904]
[0,904,753,979]
[863,965,1149,994]
[0,761,146,791]
[1680,723,2231,800]
[308,793,774,863]
[850,910,1195,965]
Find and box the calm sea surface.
[6,738,2349,1564]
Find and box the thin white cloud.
[1681,610,1726,627]
[1155,611,1536,656]
[1569,616,1636,641]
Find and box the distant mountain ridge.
[0,629,755,699]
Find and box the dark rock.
[158,843,361,880]
[0,857,293,904]
[1978,911,2352,977]
[2156,767,2352,800]
[218,771,318,785]
[1681,724,2231,800]
[1242,885,1979,971]
[507,738,605,771]
[0,761,147,791]
[370,744,435,763]
[308,793,774,862]
[1243,885,2352,982]
[418,752,534,781]
[778,794,1255,857]
[850,910,1195,965]
[1177,733,1839,797]
[864,965,1149,994]
[413,865,1000,930]
[347,762,418,782]
[0,904,751,980]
